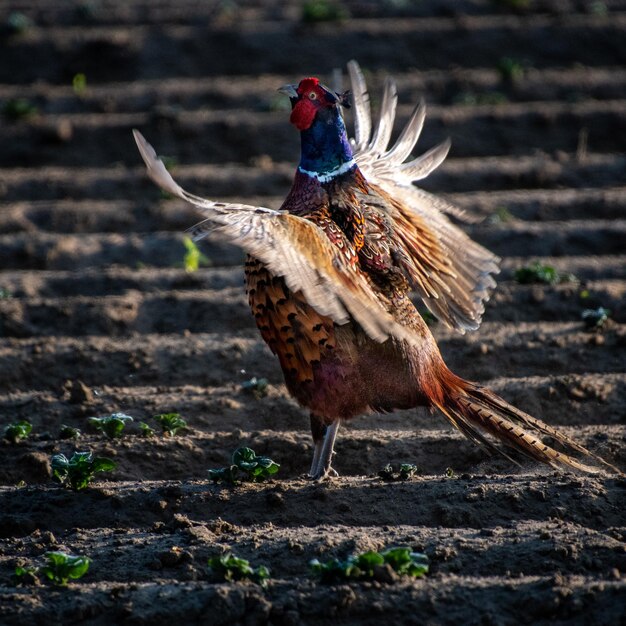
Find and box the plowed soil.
[1,1,625,624]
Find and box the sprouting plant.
[13,565,39,585]
[51,451,116,491]
[153,412,187,436]
[497,57,524,82]
[514,262,576,285]
[310,547,429,583]
[419,310,438,326]
[59,425,81,440]
[183,237,209,272]
[40,552,90,586]
[160,155,179,170]
[72,73,87,96]
[3,420,32,443]
[582,307,611,330]
[208,553,270,588]
[2,98,38,121]
[486,206,513,224]
[378,463,419,482]
[88,413,133,438]
[139,421,156,437]
[241,376,269,398]
[0,287,12,299]
[302,0,348,23]
[6,11,33,34]
[445,467,456,479]
[208,447,280,484]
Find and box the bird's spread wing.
[133,129,414,344]
[347,60,500,333]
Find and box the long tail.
[429,367,620,474]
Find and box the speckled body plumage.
[244,169,437,424]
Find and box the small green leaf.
[183,237,209,272]
[51,451,116,491]
[209,447,280,484]
[88,413,133,438]
[582,307,611,329]
[139,421,156,437]
[3,420,32,443]
[241,377,269,398]
[40,552,90,586]
[208,552,269,587]
[59,425,81,440]
[153,413,187,436]
[72,73,87,96]
[514,262,576,286]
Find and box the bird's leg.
[308,414,326,478]
[308,415,340,480]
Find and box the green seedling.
[302,0,348,23]
[3,420,32,443]
[419,310,438,326]
[241,376,269,398]
[514,262,576,285]
[445,467,456,479]
[486,206,513,224]
[208,553,270,588]
[6,11,33,34]
[153,412,187,436]
[378,463,419,482]
[0,287,12,299]
[72,73,87,96]
[40,552,90,586]
[208,446,280,484]
[582,307,611,329]
[88,413,133,438]
[310,547,429,583]
[497,57,524,82]
[139,421,156,437]
[59,425,81,440]
[51,451,116,491]
[183,237,209,272]
[13,565,39,585]
[2,98,38,121]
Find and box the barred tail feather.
[432,371,620,474]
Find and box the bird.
[133,60,617,479]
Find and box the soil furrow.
[0,321,623,393]
[4,99,626,166]
[1,279,624,338]
[3,153,624,203]
[1,473,624,533]
[4,67,626,113]
[3,15,626,84]
[2,371,624,432]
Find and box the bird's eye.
[308,91,317,100]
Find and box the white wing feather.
[346,61,500,332]
[133,129,414,345]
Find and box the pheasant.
[133,61,617,479]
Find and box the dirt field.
[1,1,625,624]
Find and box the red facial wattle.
[290,98,318,130]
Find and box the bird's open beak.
[278,84,298,99]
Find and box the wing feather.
[347,61,500,333]
[133,129,414,345]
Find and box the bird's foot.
[307,466,339,481]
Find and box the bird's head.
[279,77,350,131]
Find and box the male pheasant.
[133,61,616,479]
